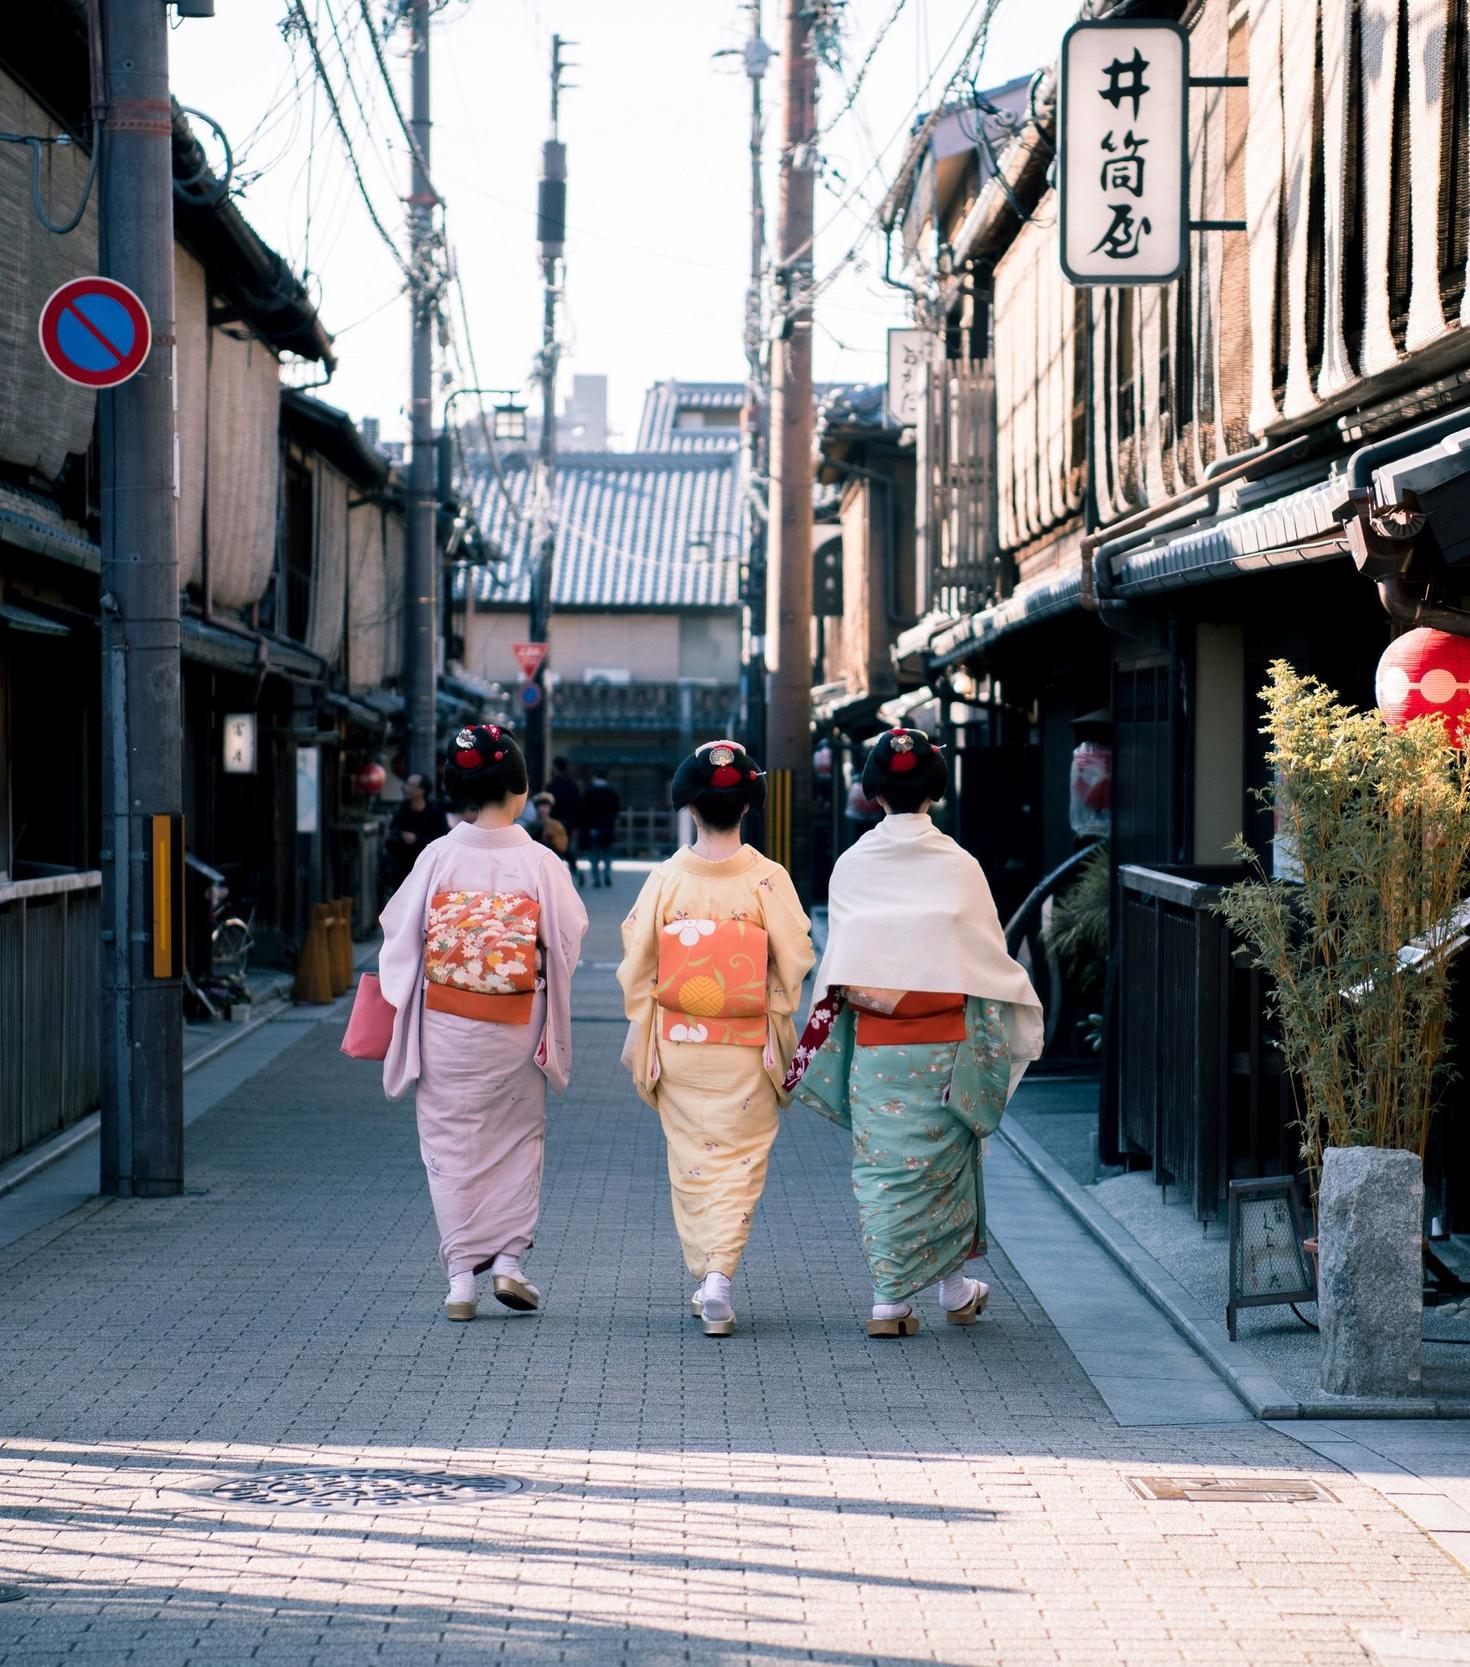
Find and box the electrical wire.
[811,0,910,144]
[287,0,415,282]
[1,130,100,235]
[356,0,443,205]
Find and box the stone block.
[1318,1144,1423,1398]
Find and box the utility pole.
[527,34,571,791]
[98,0,183,1196]
[766,0,816,896]
[740,4,771,773]
[405,0,437,780]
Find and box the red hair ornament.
[455,748,482,769]
[887,729,918,773]
[710,764,742,788]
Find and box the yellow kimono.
[618,845,813,1280]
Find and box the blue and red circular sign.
[39,277,152,389]
[520,682,542,709]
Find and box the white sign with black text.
[885,328,929,429]
[1059,20,1189,286]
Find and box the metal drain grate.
[1130,1474,1337,1504]
[0,1587,27,1603]
[199,1467,525,1510]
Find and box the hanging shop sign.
[39,276,153,388]
[885,328,928,428]
[1059,20,1190,287]
[222,713,257,775]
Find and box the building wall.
[464,608,740,685]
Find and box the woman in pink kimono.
[379,724,588,1321]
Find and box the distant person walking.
[581,771,621,888]
[385,773,449,892]
[788,728,1043,1339]
[378,726,588,1322]
[547,756,585,889]
[617,741,813,1337]
[528,792,570,855]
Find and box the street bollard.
[329,897,354,995]
[294,902,336,1005]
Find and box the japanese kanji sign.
[885,328,929,428]
[1059,20,1189,287]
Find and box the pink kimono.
[379,823,588,1276]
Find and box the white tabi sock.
[490,1252,523,1278]
[447,1271,475,1304]
[700,1271,733,1321]
[871,1291,911,1321]
[937,1272,980,1311]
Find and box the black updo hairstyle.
[442,723,529,810]
[670,738,766,832]
[860,727,948,813]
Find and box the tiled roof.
[635,381,745,453]
[463,448,741,610]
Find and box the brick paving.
[3,872,1470,1665]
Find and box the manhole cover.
[1130,1474,1337,1504]
[0,1587,27,1603]
[197,1467,525,1510]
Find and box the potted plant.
[1218,662,1470,1398]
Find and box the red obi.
[850,989,966,1047]
[424,890,539,1024]
[656,916,769,1046]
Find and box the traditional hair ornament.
[454,727,476,750]
[889,730,915,751]
[887,729,918,773]
[455,748,483,769]
[708,746,735,768]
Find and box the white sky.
[170,0,1078,449]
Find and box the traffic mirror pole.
[98,0,184,1196]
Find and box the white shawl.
[812,812,1044,1093]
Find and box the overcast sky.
[170,0,1078,448]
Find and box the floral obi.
[424,890,540,1025]
[655,916,768,1046]
[848,987,966,1047]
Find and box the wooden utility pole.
[98,0,183,1196]
[766,0,815,895]
[404,0,437,780]
[740,2,770,773]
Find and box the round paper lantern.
[352,761,387,796]
[1375,628,1470,743]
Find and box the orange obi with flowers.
[424,890,540,1025]
[655,917,768,1046]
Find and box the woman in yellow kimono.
[618,740,813,1336]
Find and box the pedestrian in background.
[529,791,570,855]
[378,725,588,1322]
[581,769,621,888]
[617,740,813,1337]
[385,773,449,891]
[788,728,1043,1338]
[547,755,585,889]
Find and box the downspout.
[1341,405,1470,635]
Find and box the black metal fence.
[1117,863,1299,1221]
[0,872,101,1164]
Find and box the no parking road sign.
[39,277,152,389]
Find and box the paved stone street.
[5,874,1470,1666]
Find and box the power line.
[812,0,910,143]
[356,0,444,205]
[287,0,415,282]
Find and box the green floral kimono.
[794,997,1012,1302]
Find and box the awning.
[0,600,70,637]
[179,614,324,680]
[930,567,1085,669]
[1107,476,1347,596]
[0,498,100,573]
[877,685,940,728]
[321,690,389,733]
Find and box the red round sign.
[38,277,152,389]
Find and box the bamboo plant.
[1218,662,1470,1180]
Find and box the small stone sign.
[1129,1475,1337,1504]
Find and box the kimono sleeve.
[616,868,664,1104]
[759,863,814,1019]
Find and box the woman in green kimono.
[787,728,1043,1337]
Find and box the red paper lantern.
[1375,628,1470,743]
[353,761,387,796]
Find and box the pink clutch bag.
[341,972,395,1060]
